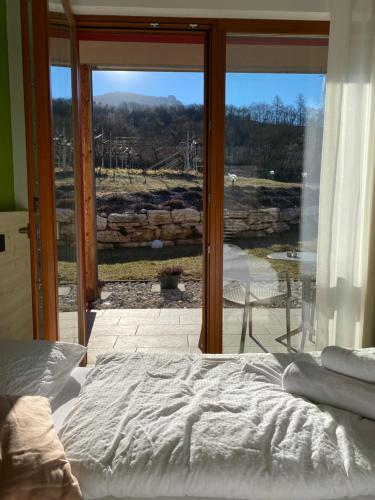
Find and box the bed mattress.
[58,352,375,500]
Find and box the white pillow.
[0,340,86,401]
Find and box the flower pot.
[159,274,181,290]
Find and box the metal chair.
[298,282,316,352]
[223,244,292,353]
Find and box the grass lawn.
[58,245,202,283]
[95,168,201,197]
[58,238,316,284]
[98,255,201,281]
[92,167,300,197]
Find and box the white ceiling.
[71,0,331,20]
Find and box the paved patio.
[59,307,306,366]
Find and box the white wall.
[71,0,330,20]
[3,4,33,340]
[6,0,28,211]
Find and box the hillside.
[52,94,324,183]
[93,92,183,108]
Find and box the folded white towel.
[322,346,375,383]
[282,359,375,420]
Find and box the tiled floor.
[59,307,308,366]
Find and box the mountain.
[93,92,183,108]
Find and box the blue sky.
[226,73,325,108]
[51,67,325,108]
[51,66,72,98]
[92,71,204,106]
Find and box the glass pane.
[223,34,328,354]
[80,33,205,358]
[49,4,79,339]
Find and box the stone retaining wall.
[224,207,298,238]
[96,208,202,249]
[56,206,318,249]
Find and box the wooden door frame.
[214,19,329,353]
[69,5,88,356]
[20,0,40,338]
[22,4,329,351]
[76,20,213,352]
[80,64,98,308]
[21,0,59,340]
[205,21,225,353]
[75,16,329,354]
[21,0,87,347]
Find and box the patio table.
[267,251,317,352]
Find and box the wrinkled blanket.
[0,395,82,500]
[59,352,375,500]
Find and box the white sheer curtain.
[315,0,375,349]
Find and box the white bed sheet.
[52,366,92,432]
[59,352,375,500]
[51,359,375,500]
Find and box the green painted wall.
[0,0,14,211]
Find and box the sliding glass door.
[222,32,328,354]
[77,30,208,356]
[21,0,86,344]
[23,9,330,353]
[49,3,85,344]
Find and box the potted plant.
[158,265,183,290]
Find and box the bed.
[52,352,375,500]
[52,367,92,433]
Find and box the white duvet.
[59,352,375,500]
